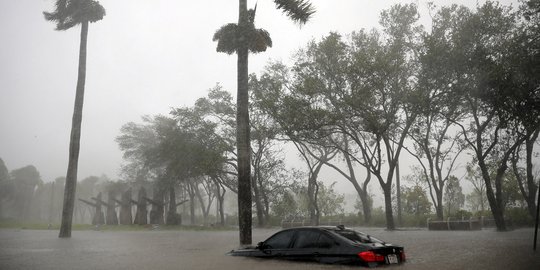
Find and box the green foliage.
[402,185,432,216]
[444,176,465,217]
[271,181,344,220]
[273,0,315,24]
[44,0,105,30]
[116,111,228,187]
[451,209,473,219]
[505,207,533,227]
[316,182,345,217]
[368,207,388,227]
[271,190,297,218]
[213,0,314,55]
[7,166,43,220]
[212,23,272,55]
[11,165,41,186]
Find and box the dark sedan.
[228,225,405,267]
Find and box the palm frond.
[273,0,315,24]
[249,28,272,53]
[43,0,105,31]
[213,23,239,55]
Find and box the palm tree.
[213,0,314,246]
[44,0,105,238]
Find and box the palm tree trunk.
[237,0,252,246]
[59,20,88,238]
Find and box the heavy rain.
[1,0,539,269]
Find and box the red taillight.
[358,251,385,262]
[400,251,406,262]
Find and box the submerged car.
[228,225,405,267]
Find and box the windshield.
[333,230,385,244]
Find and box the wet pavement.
[0,227,538,270]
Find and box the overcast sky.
[1,0,521,196]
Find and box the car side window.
[317,233,334,249]
[265,230,295,249]
[292,230,320,249]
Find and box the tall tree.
[507,0,540,220]
[450,2,529,231]
[251,40,374,225]
[213,1,314,245]
[44,0,105,238]
[253,3,423,230]
[403,4,469,221]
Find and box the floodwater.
[0,227,538,270]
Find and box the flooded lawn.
[1,227,538,270]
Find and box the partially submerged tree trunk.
[252,172,265,227]
[195,180,215,226]
[133,187,147,225]
[96,190,118,225]
[307,163,322,226]
[188,182,197,225]
[381,182,395,230]
[79,192,104,225]
[213,177,226,226]
[114,188,132,225]
[59,20,88,238]
[396,161,402,227]
[147,188,164,225]
[166,186,182,225]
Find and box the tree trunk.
[49,182,55,225]
[479,159,507,231]
[105,190,118,225]
[118,188,132,225]
[359,188,372,224]
[383,183,395,230]
[343,142,372,224]
[194,183,210,226]
[188,183,196,225]
[166,186,181,225]
[252,173,265,227]
[308,163,323,226]
[134,187,147,225]
[435,190,444,220]
[237,0,252,246]
[218,188,226,226]
[59,20,88,238]
[148,188,164,225]
[525,130,539,219]
[213,178,226,226]
[396,161,402,227]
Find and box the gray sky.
[0,0,520,196]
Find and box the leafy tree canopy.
[44,0,106,30]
